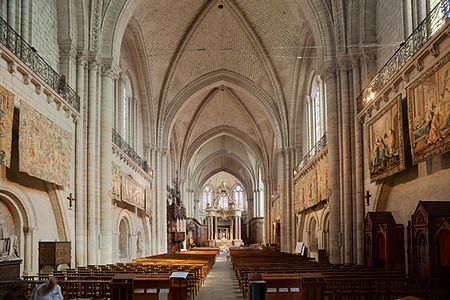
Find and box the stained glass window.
[233,185,244,208]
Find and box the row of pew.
[0,248,219,300]
[230,248,450,300]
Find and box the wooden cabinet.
[0,259,22,280]
[39,241,71,271]
[364,212,404,271]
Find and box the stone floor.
[196,253,243,300]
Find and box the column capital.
[101,59,121,80]
[77,49,89,67]
[337,58,351,72]
[88,53,101,70]
[59,41,77,63]
[23,227,34,234]
[319,63,337,80]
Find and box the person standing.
[33,278,63,300]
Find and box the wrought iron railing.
[112,129,150,174]
[0,16,80,112]
[295,132,327,173]
[357,1,449,112]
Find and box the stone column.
[339,60,353,264]
[86,57,98,265]
[322,65,341,264]
[263,179,271,244]
[75,52,86,267]
[159,150,168,253]
[237,216,242,240]
[352,58,365,265]
[230,218,234,240]
[214,217,218,240]
[98,62,118,264]
[150,148,157,255]
[20,0,29,41]
[22,227,33,275]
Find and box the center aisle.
[197,252,243,300]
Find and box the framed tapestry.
[293,177,304,213]
[122,175,145,210]
[317,157,329,201]
[19,101,72,187]
[0,85,14,168]
[303,169,318,208]
[366,95,405,182]
[407,56,450,164]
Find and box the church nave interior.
[0,0,449,299]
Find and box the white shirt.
[33,284,63,300]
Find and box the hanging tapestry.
[407,56,450,164]
[367,95,405,182]
[0,85,14,167]
[317,157,329,201]
[111,163,121,200]
[294,176,304,213]
[122,175,145,210]
[19,101,72,187]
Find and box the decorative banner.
[294,156,328,212]
[112,163,121,200]
[367,95,405,182]
[0,85,14,168]
[122,174,145,210]
[407,57,450,164]
[19,101,72,187]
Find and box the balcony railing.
[112,129,150,174]
[295,133,327,173]
[0,16,80,112]
[357,1,449,112]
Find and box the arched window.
[118,218,130,260]
[218,194,229,210]
[232,185,245,208]
[202,186,213,210]
[306,74,327,151]
[114,74,137,148]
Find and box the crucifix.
[67,193,75,210]
[364,190,371,206]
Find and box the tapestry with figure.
[407,57,450,164]
[122,175,145,210]
[112,163,122,200]
[19,101,72,187]
[367,95,405,182]
[0,85,14,167]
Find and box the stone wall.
[376,0,405,70]
[31,0,60,71]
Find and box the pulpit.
[364,212,404,271]
[408,201,450,278]
[39,241,71,272]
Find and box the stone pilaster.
[75,51,87,267]
[339,59,353,264]
[22,227,33,275]
[321,64,341,264]
[98,60,119,264]
[352,58,365,265]
[20,0,29,41]
[86,56,99,265]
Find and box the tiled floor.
[196,253,243,300]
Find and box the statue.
[0,234,19,260]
